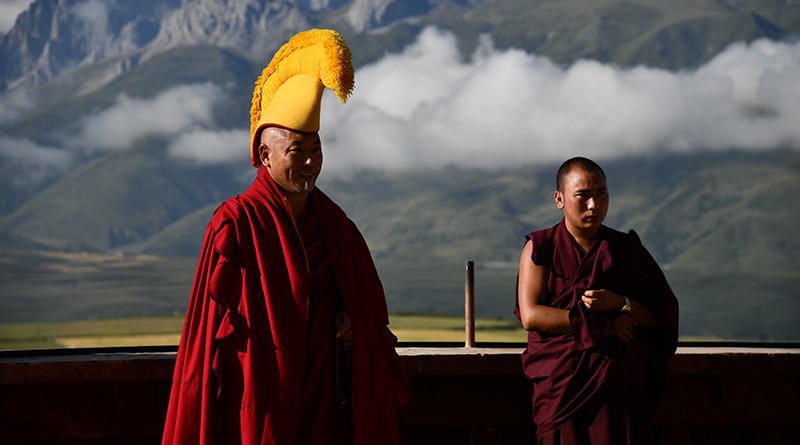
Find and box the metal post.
[465,260,475,348]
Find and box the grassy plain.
[2,247,799,348]
[0,314,527,351]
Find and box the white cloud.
[319,27,800,174]
[69,83,225,151]
[71,0,109,43]
[0,87,35,124]
[0,0,34,34]
[41,27,800,170]
[0,136,71,166]
[0,136,72,186]
[168,129,248,164]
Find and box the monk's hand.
[611,313,637,343]
[335,310,353,344]
[582,289,626,312]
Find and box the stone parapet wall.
[0,346,797,444]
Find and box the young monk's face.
[260,127,323,196]
[555,167,609,235]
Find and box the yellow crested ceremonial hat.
[249,29,355,166]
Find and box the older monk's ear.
[554,191,565,209]
[258,144,269,167]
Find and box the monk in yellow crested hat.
[249,28,355,166]
[163,29,410,445]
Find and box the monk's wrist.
[620,295,632,313]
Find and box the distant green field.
[0,314,527,351]
[2,249,799,346]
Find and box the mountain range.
[4,0,799,92]
[0,0,799,340]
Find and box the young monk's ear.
[554,191,565,209]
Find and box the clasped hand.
[335,310,353,344]
[581,289,637,343]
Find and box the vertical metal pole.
[465,260,475,348]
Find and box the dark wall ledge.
[1,345,798,444]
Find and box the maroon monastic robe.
[162,166,410,445]
[516,219,679,444]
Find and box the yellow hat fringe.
[250,29,354,164]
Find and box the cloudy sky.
[68,83,227,151]
[320,28,800,173]
[3,26,799,175]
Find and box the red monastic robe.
[516,219,679,444]
[162,166,410,445]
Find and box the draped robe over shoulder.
[516,219,678,444]
[162,166,410,445]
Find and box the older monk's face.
[259,127,322,197]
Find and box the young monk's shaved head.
[556,157,606,192]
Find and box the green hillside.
[0,149,244,250]
[131,202,220,256]
[8,148,793,273]
[320,150,800,271]
[1,150,798,340]
[344,0,799,70]
[625,152,800,274]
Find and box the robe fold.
[516,219,678,444]
[162,166,410,445]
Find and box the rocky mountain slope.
[3,0,798,93]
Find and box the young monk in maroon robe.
[162,29,409,445]
[516,157,679,444]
